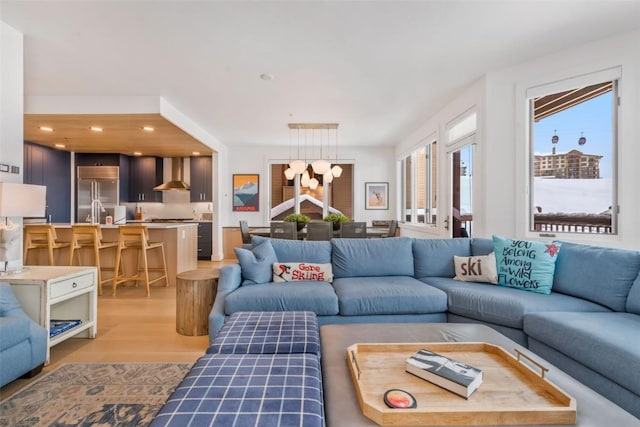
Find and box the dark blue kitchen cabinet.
[23,141,71,222]
[197,222,212,260]
[189,156,212,202]
[129,156,163,202]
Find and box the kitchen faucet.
[89,198,106,224]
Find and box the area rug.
[0,363,191,427]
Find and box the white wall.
[485,29,640,249]
[0,22,23,176]
[0,22,25,271]
[225,144,395,227]
[397,28,640,249]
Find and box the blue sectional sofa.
[0,282,47,388]
[209,235,640,419]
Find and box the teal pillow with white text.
[492,235,561,295]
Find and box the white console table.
[8,266,98,364]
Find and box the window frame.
[525,67,621,237]
[401,136,438,227]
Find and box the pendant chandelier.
[285,123,340,188]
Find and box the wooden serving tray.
[347,342,576,426]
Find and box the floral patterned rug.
[0,363,191,427]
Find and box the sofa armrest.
[209,263,243,341]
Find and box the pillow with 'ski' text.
[453,252,498,284]
[272,262,333,283]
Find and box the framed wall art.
[365,182,389,210]
[233,174,259,212]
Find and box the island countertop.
[50,222,198,230]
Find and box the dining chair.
[340,221,367,238]
[239,220,252,245]
[270,221,298,240]
[306,221,333,241]
[385,220,398,238]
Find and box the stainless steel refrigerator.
[77,166,119,224]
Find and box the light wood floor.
[0,259,233,400]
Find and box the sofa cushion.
[332,276,447,316]
[0,316,30,351]
[524,312,640,397]
[331,237,414,278]
[471,237,494,256]
[626,273,640,315]
[151,353,324,427]
[225,282,339,315]
[273,262,333,283]
[234,239,277,285]
[453,252,497,284]
[493,235,561,295]
[413,238,471,278]
[422,277,610,329]
[252,236,332,264]
[207,311,320,356]
[553,241,640,311]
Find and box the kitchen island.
[24,223,198,287]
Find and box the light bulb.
[301,170,310,187]
[284,167,296,180]
[309,177,319,190]
[290,159,307,174]
[312,159,331,175]
[323,171,334,183]
[331,164,343,178]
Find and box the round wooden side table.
[176,268,219,336]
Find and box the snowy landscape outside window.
[529,77,618,234]
[402,140,437,225]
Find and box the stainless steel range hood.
[153,158,190,191]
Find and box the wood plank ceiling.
[23,114,214,157]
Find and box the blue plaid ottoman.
[150,353,324,427]
[207,311,320,356]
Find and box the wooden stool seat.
[112,225,168,296]
[69,224,118,295]
[23,224,70,266]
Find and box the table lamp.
[0,182,47,275]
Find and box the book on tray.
[405,348,483,398]
[50,319,82,338]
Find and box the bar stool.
[112,225,168,296]
[23,224,70,266]
[69,224,118,296]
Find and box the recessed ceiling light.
[142,126,154,132]
[260,73,274,81]
[40,126,54,132]
[90,126,103,132]
[192,151,200,156]
[54,143,65,148]
[133,151,143,156]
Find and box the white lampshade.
[0,183,46,217]
[312,159,331,175]
[309,177,319,190]
[323,171,334,183]
[301,170,310,187]
[331,164,343,178]
[289,160,307,175]
[284,167,296,180]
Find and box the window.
[402,140,437,225]
[527,70,619,234]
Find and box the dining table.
[249,225,388,239]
